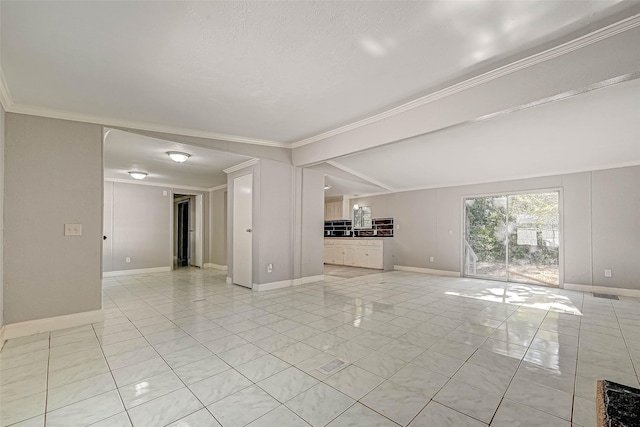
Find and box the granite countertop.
[597,379,639,427]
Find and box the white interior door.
[233,174,253,288]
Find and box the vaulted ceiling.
[2,1,639,194]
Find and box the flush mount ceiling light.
[167,151,190,163]
[324,184,331,190]
[128,171,148,180]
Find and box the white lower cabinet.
[366,247,383,269]
[324,238,392,270]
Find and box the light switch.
[64,223,82,236]
[604,269,612,278]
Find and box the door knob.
[246,229,252,233]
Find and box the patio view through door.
[463,191,560,287]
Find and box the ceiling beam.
[326,160,394,191]
[292,15,640,167]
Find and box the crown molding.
[0,65,13,111]
[104,177,212,192]
[291,13,640,149]
[348,160,640,200]
[223,158,259,174]
[2,13,638,151]
[207,184,228,192]
[4,100,289,149]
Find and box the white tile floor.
[1,267,639,427]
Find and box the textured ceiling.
[103,129,251,188]
[1,0,626,143]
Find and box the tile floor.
[1,267,639,427]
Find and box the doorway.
[173,193,204,269]
[463,191,560,287]
[176,199,189,267]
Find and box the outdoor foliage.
[465,193,559,266]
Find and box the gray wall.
[208,187,227,266]
[299,168,324,278]
[0,105,4,328]
[257,160,293,284]
[351,165,640,290]
[226,160,324,286]
[591,167,640,289]
[4,114,103,324]
[103,182,172,272]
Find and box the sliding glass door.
[464,191,560,287]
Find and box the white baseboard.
[253,275,326,291]
[0,326,6,351]
[563,283,640,298]
[2,309,104,341]
[103,266,171,277]
[293,275,325,286]
[204,263,228,271]
[394,265,461,277]
[253,279,293,291]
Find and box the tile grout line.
[91,305,134,427]
[109,295,218,426]
[44,332,52,426]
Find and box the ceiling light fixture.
[167,151,190,163]
[128,171,148,180]
[324,185,331,190]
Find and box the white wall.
[351,165,640,290]
[4,114,103,324]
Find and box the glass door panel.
[464,196,508,281]
[507,192,560,287]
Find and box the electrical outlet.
[126,257,131,263]
[64,223,82,236]
[267,263,273,273]
[430,256,434,262]
[604,269,612,278]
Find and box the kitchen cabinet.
[324,238,393,270]
[324,198,348,221]
[324,201,340,220]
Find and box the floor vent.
[593,293,619,300]
[317,358,349,375]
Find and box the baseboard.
[3,309,104,341]
[252,279,292,291]
[393,265,461,277]
[204,263,228,271]
[253,275,326,291]
[103,266,171,277]
[0,325,6,351]
[292,275,325,286]
[564,283,640,297]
